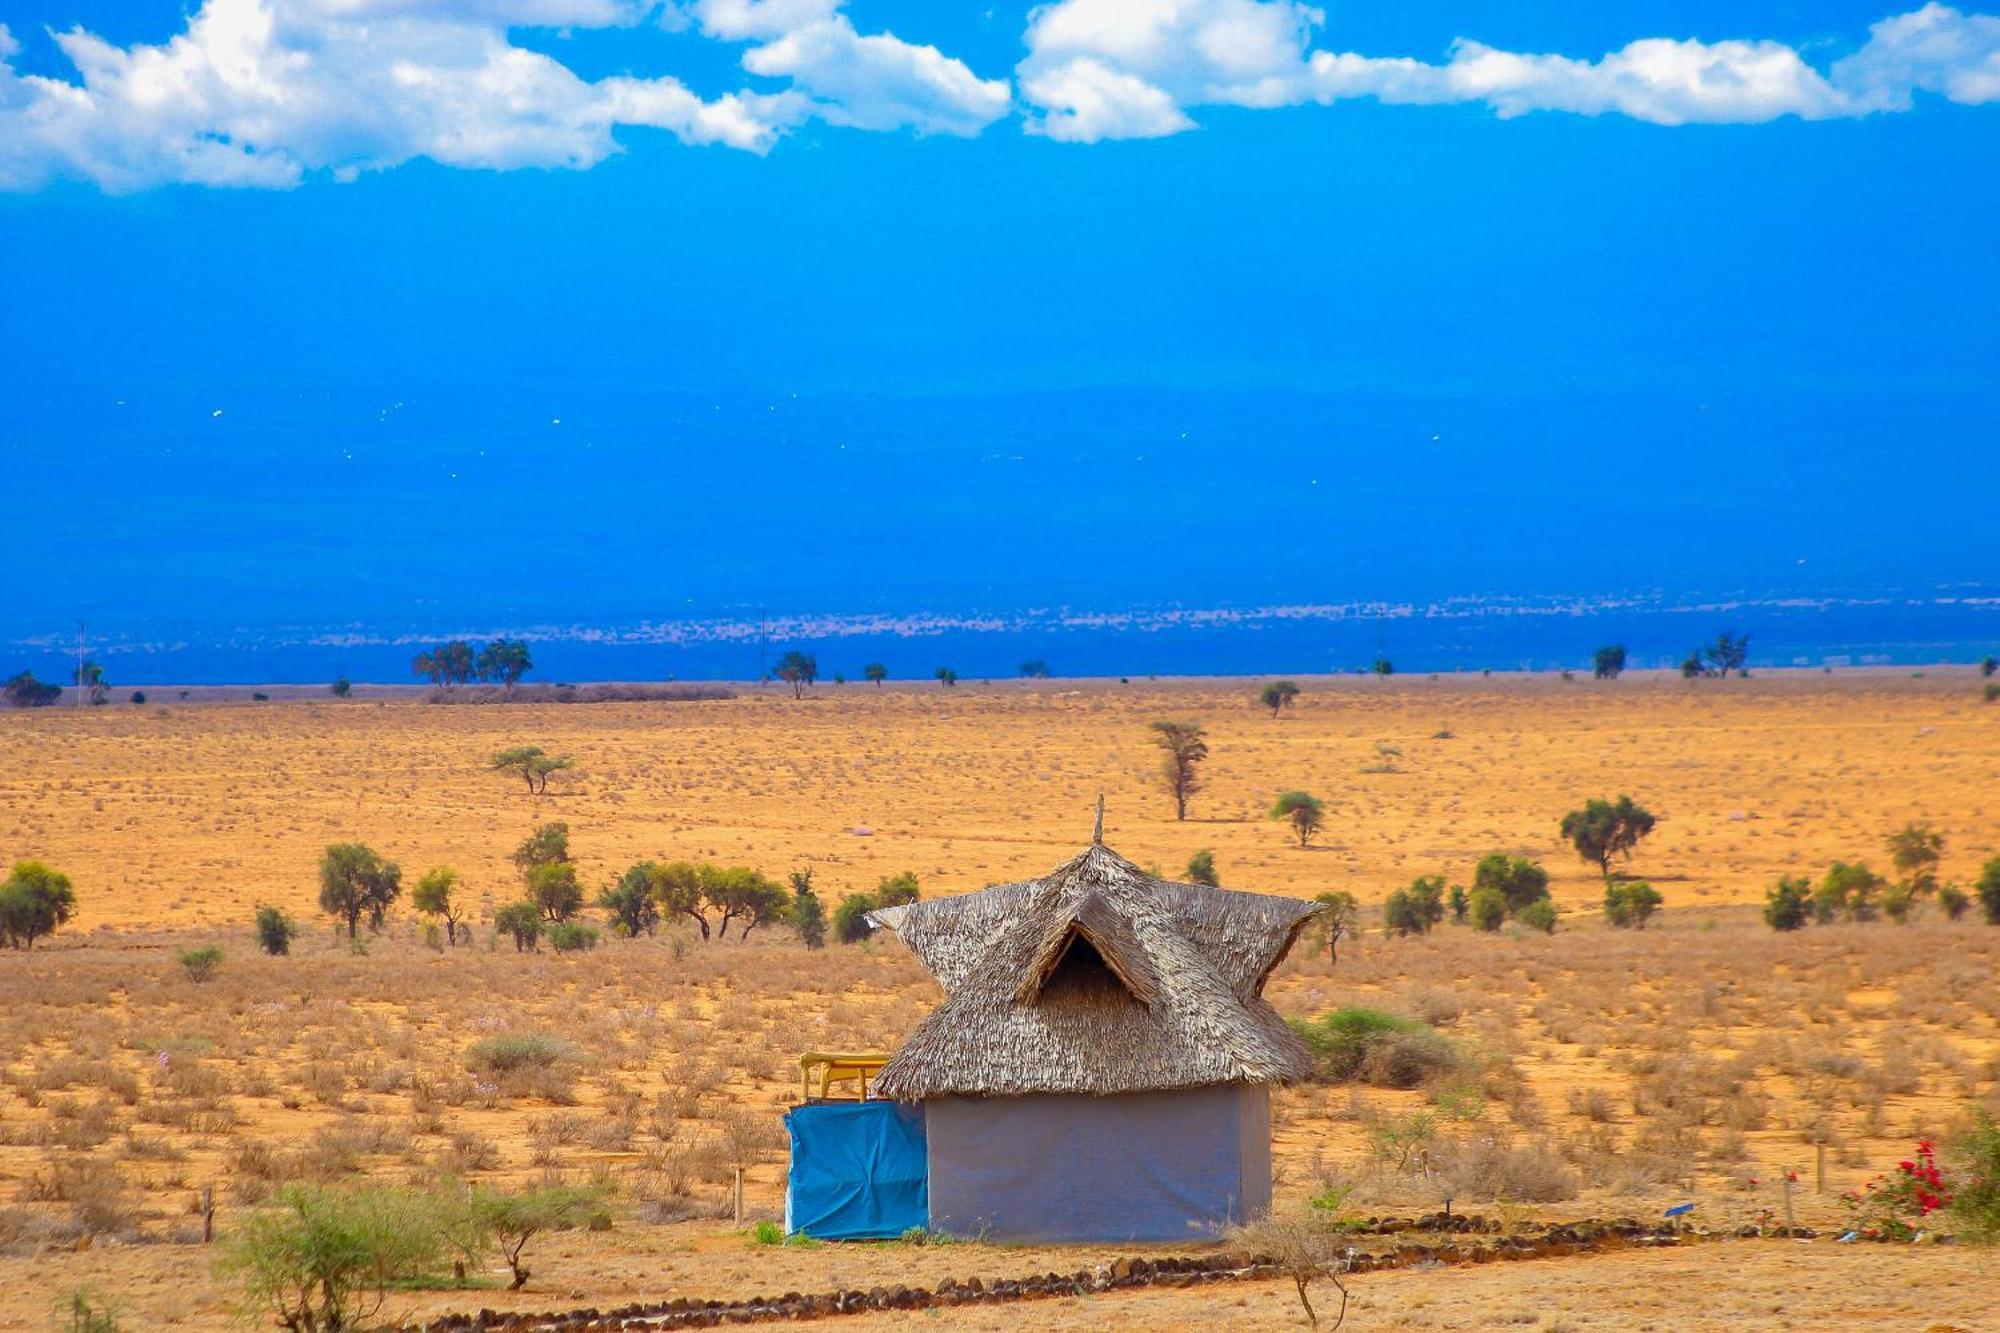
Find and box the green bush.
[0,859,77,949]
[1467,886,1506,932]
[1938,884,1971,921]
[832,873,921,944]
[1185,849,1219,887]
[494,901,543,951]
[1978,856,2000,925]
[1764,876,1813,931]
[178,945,224,983]
[548,922,600,953]
[1472,853,1549,914]
[466,1182,609,1289]
[218,1184,449,1333]
[1516,899,1559,934]
[254,905,298,956]
[1603,880,1663,929]
[1948,1110,2000,1242]
[466,1032,577,1073]
[1289,1007,1461,1088]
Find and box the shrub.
[494,901,543,951]
[1603,880,1663,929]
[253,905,298,956]
[1947,1110,2000,1242]
[1383,877,1444,936]
[467,1182,610,1290]
[1258,680,1300,715]
[317,843,400,940]
[0,860,77,949]
[527,863,584,923]
[1472,853,1549,915]
[1517,899,1559,934]
[1978,856,2000,925]
[1467,886,1506,932]
[466,1032,577,1073]
[788,871,826,949]
[1840,1140,1951,1241]
[832,873,921,944]
[219,1184,448,1333]
[178,945,224,983]
[1185,849,1219,887]
[1938,884,1971,921]
[1982,655,1999,678]
[1289,1007,1461,1088]
[1764,875,1812,931]
[330,676,352,698]
[1815,861,1883,923]
[1986,682,2000,704]
[1271,791,1326,848]
[548,922,600,953]
[3,670,63,708]
[1441,1135,1577,1203]
[128,691,146,705]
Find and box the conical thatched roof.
[872,842,1320,1099]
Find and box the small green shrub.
[1948,1110,2000,1242]
[219,1184,449,1333]
[178,945,224,983]
[466,1033,577,1073]
[1938,884,1971,920]
[494,901,543,951]
[253,905,298,956]
[59,1288,119,1333]
[1517,899,1558,934]
[1603,880,1663,928]
[1763,875,1812,931]
[548,922,600,953]
[1289,1007,1462,1088]
[1467,885,1506,932]
[750,1219,784,1246]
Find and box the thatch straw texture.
[874,843,1320,1099]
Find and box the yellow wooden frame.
[799,1051,891,1102]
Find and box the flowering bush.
[1842,1140,1950,1240]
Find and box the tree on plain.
[318,843,401,940]
[1018,659,1052,678]
[773,650,818,699]
[1592,645,1627,679]
[1271,790,1326,848]
[599,865,663,938]
[1371,657,1394,677]
[1764,876,1812,931]
[1259,680,1300,716]
[1982,655,1998,678]
[934,666,958,687]
[1976,855,2000,924]
[475,638,533,691]
[3,671,63,708]
[1559,795,1658,879]
[528,863,583,923]
[494,901,543,951]
[511,823,571,878]
[1603,880,1664,928]
[491,746,572,796]
[863,663,888,687]
[706,866,790,938]
[254,904,299,956]
[1705,631,1751,677]
[1885,823,1944,897]
[1313,890,1358,964]
[649,860,714,939]
[1150,720,1209,821]
[413,867,468,945]
[789,869,826,949]
[0,860,76,948]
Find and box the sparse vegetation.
[1259,680,1300,715]
[0,860,76,949]
[1271,790,1325,847]
[773,650,817,698]
[3,669,63,708]
[177,945,224,983]
[220,1184,447,1333]
[490,746,573,796]
[1559,795,1657,878]
[1382,875,1446,936]
[1150,720,1209,821]
[1603,880,1663,928]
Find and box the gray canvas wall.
[925,1084,1271,1243]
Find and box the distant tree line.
[412,638,533,690]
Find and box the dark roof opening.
[1038,930,1144,1006]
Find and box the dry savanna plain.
[2,670,1998,1331]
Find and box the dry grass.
[0,672,1996,1326]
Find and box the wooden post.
[733,1168,744,1226]
[1816,1142,1826,1195]
[1781,1172,1797,1234]
[201,1185,215,1244]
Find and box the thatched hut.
[866,838,1319,1242]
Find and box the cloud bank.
[0,0,1994,189]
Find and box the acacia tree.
[1313,890,1357,964]
[494,901,543,951]
[1559,795,1658,878]
[413,867,467,945]
[511,823,571,877]
[3,671,63,708]
[934,666,958,687]
[773,650,818,699]
[1885,823,1944,897]
[467,1183,606,1291]
[706,867,790,938]
[475,639,533,691]
[527,863,583,923]
[1705,631,1751,677]
[0,860,76,949]
[1150,720,1209,820]
[1271,791,1325,847]
[491,746,571,796]
[599,866,663,937]
[317,843,401,939]
[1259,680,1300,716]
[647,860,715,938]
[863,663,888,687]
[1592,645,1627,679]
[74,659,109,705]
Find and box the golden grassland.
[1,670,1997,1329]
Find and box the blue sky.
[2,2,1997,677]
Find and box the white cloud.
[2,1,1996,189]
[1018,0,2000,140]
[0,0,996,190]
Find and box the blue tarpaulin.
[784,1101,928,1240]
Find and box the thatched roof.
[873,842,1320,1099]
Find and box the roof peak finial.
[1093,793,1105,844]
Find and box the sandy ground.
[2,671,1997,1330]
